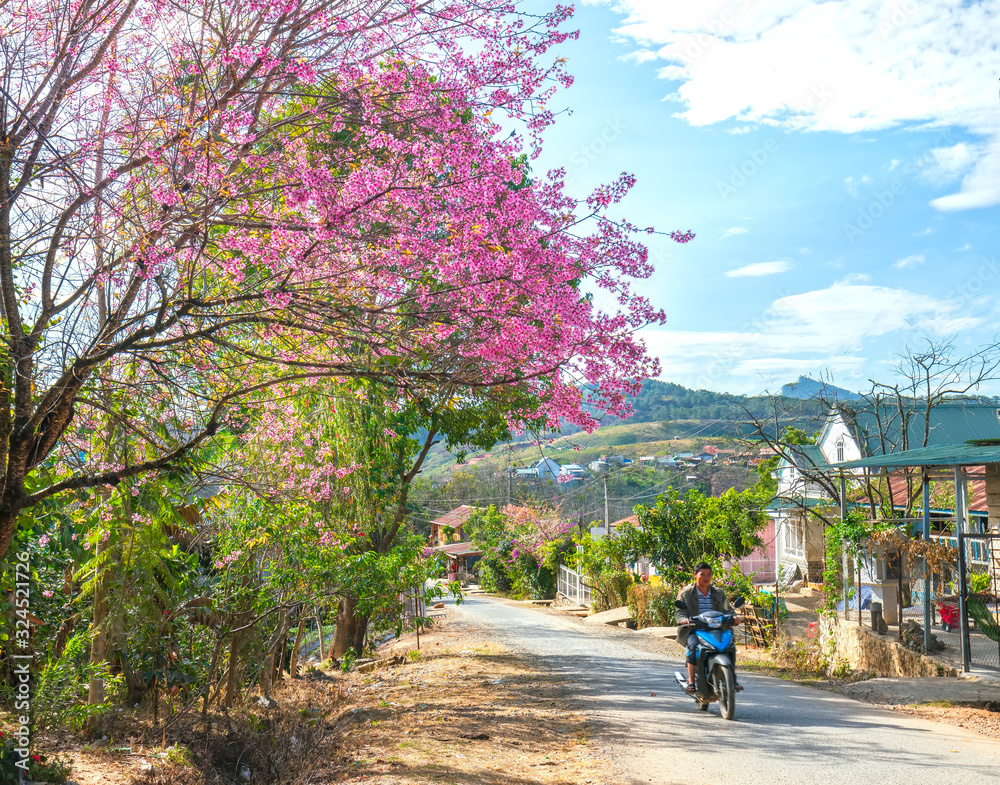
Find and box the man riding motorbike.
[675,562,743,693]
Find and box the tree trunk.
[315,607,325,662]
[53,616,75,661]
[224,631,242,709]
[332,596,370,659]
[258,610,288,698]
[271,612,291,686]
[88,542,108,707]
[288,615,306,678]
[201,636,224,729]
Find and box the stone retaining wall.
[819,614,958,678]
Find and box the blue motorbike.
[673,597,744,720]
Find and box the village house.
[429,504,478,547]
[515,456,562,480]
[772,402,1000,599]
[558,463,588,480]
[429,505,483,583]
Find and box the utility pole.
[603,473,610,534]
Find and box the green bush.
[714,566,760,606]
[0,732,71,784]
[969,572,991,595]
[626,584,676,629]
[528,565,556,600]
[477,559,511,594]
[34,633,124,733]
[591,571,633,613]
[773,638,830,678]
[649,585,679,626]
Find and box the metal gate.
[557,564,592,606]
[959,532,1000,672]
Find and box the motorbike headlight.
[707,617,722,629]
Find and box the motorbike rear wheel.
[715,666,735,720]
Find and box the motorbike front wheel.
[715,665,735,720]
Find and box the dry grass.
[4,618,611,784]
[313,620,609,784]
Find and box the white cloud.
[921,142,978,183]
[725,260,792,277]
[721,226,749,237]
[595,0,1000,210]
[913,228,933,236]
[641,281,980,392]
[621,49,659,64]
[955,243,972,252]
[838,273,871,285]
[932,136,1000,210]
[893,253,925,269]
[844,175,872,197]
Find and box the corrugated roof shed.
[429,505,478,529]
[777,444,826,469]
[842,402,1000,456]
[432,541,482,557]
[835,442,1000,469]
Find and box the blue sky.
[532,0,1000,396]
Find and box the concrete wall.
[818,614,958,678]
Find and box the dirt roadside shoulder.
[3,610,612,785]
[318,614,611,784]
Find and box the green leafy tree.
[617,486,768,583]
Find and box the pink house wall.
[727,519,775,583]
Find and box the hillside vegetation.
[419,379,824,479]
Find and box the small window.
[836,438,845,463]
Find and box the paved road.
[448,595,999,785]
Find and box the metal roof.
[776,444,825,469]
[834,442,1000,469]
[432,541,482,557]
[840,402,1000,456]
[429,505,478,529]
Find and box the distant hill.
[780,376,860,402]
[418,379,830,479]
[622,379,826,429]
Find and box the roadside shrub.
[822,527,845,611]
[627,584,677,629]
[591,571,633,613]
[528,565,556,600]
[714,566,759,605]
[477,559,511,594]
[0,734,71,785]
[34,632,123,733]
[772,638,830,678]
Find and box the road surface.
[448,594,999,785]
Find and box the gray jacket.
[675,583,732,646]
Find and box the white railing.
[558,564,592,606]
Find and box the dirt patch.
[315,616,609,784]
[891,702,1000,740]
[832,677,1000,740]
[4,616,609,785]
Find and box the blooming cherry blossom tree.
[0,0,690,558]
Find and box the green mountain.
[620,379,826,434]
